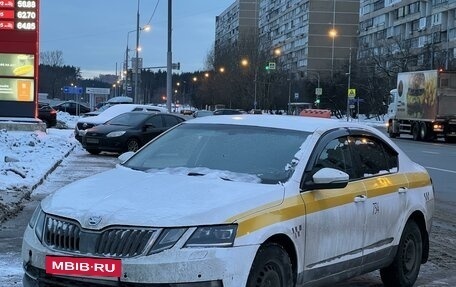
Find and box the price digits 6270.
[16,0,36,8]
[17,11,36,19]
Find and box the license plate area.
[45,256,122,277]
[86,138,99,144]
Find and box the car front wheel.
[246,243,293,287]
[125,138,141,152]
[380,220,422,287]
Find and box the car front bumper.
[22,226,257,287]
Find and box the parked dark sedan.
[37,102,57,127]
[82,112,185,154]
[52,101,91,116]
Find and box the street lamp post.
[125,29,136,97]
[241,58,258,110]
[329,28,337,79]
[134,0,140,104]
[346,47,352,122]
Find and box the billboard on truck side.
[396,70,438,120]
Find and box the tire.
[388,125,397,138]
[246,243,293,287]
[445,137,456,143]
[419,123,434,141]
[412,124,421,141]
[380,221,422,287]
[86,149,101,155]
[125,138,141,152]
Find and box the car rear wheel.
[380,220,422,287]
[246,243,293,287]
[125,138,141,152]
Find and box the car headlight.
[107,131,126,138]
[28,205,45,242]
[184,224,237,248]
[148,228,188,254]
[28,204,42,229]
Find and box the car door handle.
[354,195,366,203]
[398,187,408,194]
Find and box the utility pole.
[346,47,352,122]
[134,0,140,103]
[166,0,172,112]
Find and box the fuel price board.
[0,0,39,118]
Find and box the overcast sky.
[39,0,233,78]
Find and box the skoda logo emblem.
[88,216,102,226]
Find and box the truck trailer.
[387,70,456,142]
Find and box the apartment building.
[215,0,360,79]
[215,0,259,51]
[358,0,456,70]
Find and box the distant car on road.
[74,104,168,142]
[213,108,245,115]
[52,101,90,116]
[37,102,57,128]
[82,112,185,154]
[193,109,214,117]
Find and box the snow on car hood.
[41,166,285,229]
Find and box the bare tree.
[40,50,64,66]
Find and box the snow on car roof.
[186,114,377,133]
[77,104,157,124]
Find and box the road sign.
[347,88,356,99]
[315,88,322,96]
[294,92,299,100]
[86,87,110,95]
[63,86,83,95]
[268,62,276,70]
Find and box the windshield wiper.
[188,172,205,176]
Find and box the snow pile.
[0,129,77,192]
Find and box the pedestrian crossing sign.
[348,88,356,99]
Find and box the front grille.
[43,215,157,258]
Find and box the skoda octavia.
[22,115,434,287]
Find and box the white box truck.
[387,70,456,142]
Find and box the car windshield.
[124,123,310,184]
[107,113,152,126]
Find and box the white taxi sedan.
[23,115,434,287]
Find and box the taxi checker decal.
[229,172,431,238]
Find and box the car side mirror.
[118,151,135,163]
[305,168,349,190]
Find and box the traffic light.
[315,96,320,108]
[265,65,270,71]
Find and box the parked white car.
[74,104,168,142]
[24,115,434,287]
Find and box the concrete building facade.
[358,0,456,71]
[215,0,360,80]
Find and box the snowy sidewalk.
[0,128,78,222]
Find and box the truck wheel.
[380,220,422,287]
[246,243,293,287]
[388,125,397,138]
[412,124,421,141]
[419,123,430,141]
